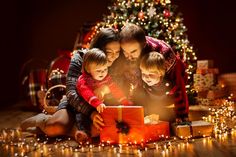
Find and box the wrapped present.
[194,73,216,91]
[48,69,67,87]
[197,84,228,99]
[197,98,212,106]
[144,121,170,142]
[172,121,214,139]
[196,68,219,75]
[197,60,214,69]
[219,73,236,100]
[207,87,228,99]
[100,106,145,144]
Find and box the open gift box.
[100,106,170,144]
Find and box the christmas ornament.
[126,0,131,8]
[138,11,144,19]
[147,6,157,18]
[163,9,171,18]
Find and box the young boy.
[139,51,189,122]
[76,48,132,113]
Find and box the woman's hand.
[90,111,105,130]
[96,103,106,113]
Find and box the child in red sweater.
[139,51,189,122]
[76,48,132,113]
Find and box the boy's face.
[121,40,142,62]
[88,63,108,81]
[105,41,120,66]
[140,67,162,86]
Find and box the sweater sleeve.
[66,51,95,116]
[76,75,103,108]
[168,59,189,118]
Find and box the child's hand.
[96,103,106,113]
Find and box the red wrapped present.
[144,121,170,142]
[100,106,145,144]
[172,121,214,139]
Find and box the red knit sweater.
[76,73,131,108]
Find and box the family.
[20,23,189,143]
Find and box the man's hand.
[90,111,105,130]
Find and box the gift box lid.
[175,120,213,128]
[100,106,144,126]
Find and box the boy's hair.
[83,48,107,73]
[140,51,166,76]
[89,28,120,51]
[120,23,146,47]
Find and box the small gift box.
[144,114,170,142]
[197,60,214,69]
[194,73,215,91]
[207,87,228,99]
[172,121,214,139]
[100,106,145,144]
[144,121,170,142]
[196,68,219,75]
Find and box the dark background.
[1,0,236,106]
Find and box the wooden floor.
[0,100,235,157]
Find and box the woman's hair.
[89,28,120,52]
[140,51,166,76]
[120,23,146,47]
[83,48,107,73]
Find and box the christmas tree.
[83,0,197,104]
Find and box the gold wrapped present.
[197,60,214,69]
[194,73,215,91]
[172,121,214,139]
[196,68,219,75]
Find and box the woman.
[20,28,121,142]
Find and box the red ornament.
[138,11,144,19]
[163,9,170,18]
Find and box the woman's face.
[104,41,120,66]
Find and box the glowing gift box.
[100,106,145,144]
[100,106,170,144]
[172,120,214,139]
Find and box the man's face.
[121,40,142,62]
